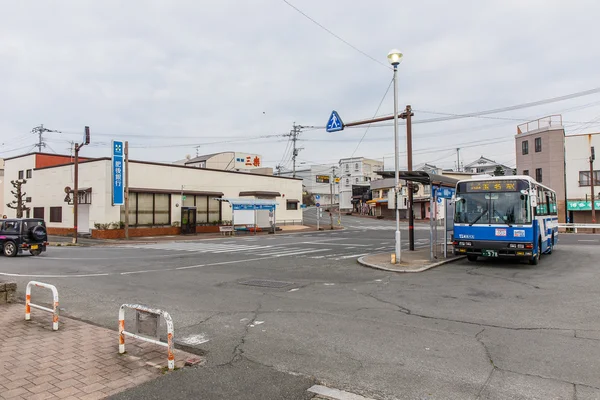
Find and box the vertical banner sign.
[112,140,124,205]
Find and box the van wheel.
[30,249,42,256]
[529,238,541,265]
[3,241,18,257]
[467,255,478,262]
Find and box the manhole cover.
[238,279,294,288]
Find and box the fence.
[119,304,175,370]
[558,223,600,233]
[25,281,59,331]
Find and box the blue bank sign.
[232,204,276,211]
[112,140,124,206]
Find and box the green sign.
[567,200,600,211]
[182,195,187,200]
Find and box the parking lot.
[2,219,600,399]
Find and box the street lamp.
[388,49,403,263]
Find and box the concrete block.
[0,282,5,292]
[6,290,16,303]
[4,282,17,291]
[0,291,7,304]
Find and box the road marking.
[308,384,374,400]
[333,253,369,260]
[177,333,209,346]
[0,272,110,278]
[274,249,330,257]
[300,242,370,247]
[578,239,598,242]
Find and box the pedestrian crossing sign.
[326,110,344,132]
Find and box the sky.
[1,0,599,172]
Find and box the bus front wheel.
[529,238,541,265]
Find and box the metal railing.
[558,223,600,233]
[517,115,563,134]
[25,281,59,331]
[119,304,175,370]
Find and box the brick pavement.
[0,304,202,399]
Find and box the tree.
[302,190,315,206]
[6,179,30,218]
[493,166,505,176]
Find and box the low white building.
[3,152,302,236]
[184,151,270,173]
[564,132,600,223]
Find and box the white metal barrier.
[119,304,175,370]
[25,281,59,331]
[558,223,600,233]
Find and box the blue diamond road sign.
[326,110,344,132]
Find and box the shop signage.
[112,140,124,206]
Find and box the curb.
[357,253,466,273]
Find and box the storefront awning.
[568,200,600,211]
[239,191,281,197]
[366,198,388,204]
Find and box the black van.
[0,218,48,257]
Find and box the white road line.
[308,384,374,400]
[300,242,370,247]
[274,249,330,257]
[333,253,369,260]
[259,247,307,256]
[0,272,110,278]
[578,239,598,242]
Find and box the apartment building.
[338,157,384,211]
[515,115,600,223]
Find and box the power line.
[31,124,61,152]
[350,77,393,158]
[281,0,390,70]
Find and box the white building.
[564,132,600,223]
[279,164,338,205]
[3,152,302,236]
[464,156,515,176]
[338,157,384,211]
[184,151,271,174]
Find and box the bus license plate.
[482,249,497,257]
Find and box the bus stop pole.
[444,198,448,258]
[430,185,434,261]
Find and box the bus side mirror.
[530,196,538,207]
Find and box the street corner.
[357,248,466,273]
[0,303,204,399]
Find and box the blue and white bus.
[453,175,558,265]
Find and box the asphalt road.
[2,214,600,399]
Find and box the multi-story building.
[514,115,600,224]
[278,164,339,205]
[338,157,383,211]
[464,156,515,176]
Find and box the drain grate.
[238,279,294,288]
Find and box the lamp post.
[387,49,403,263]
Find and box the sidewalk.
[358,248,465,273]
[0,303,201,399]
[48,224,322,247]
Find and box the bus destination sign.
[467,180,517,192]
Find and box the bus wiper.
[493,210,512,227]
[469,209,488,226]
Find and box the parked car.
[0,218,48,257]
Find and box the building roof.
[376,170,458,188]
[463,156,513,170]
[184,152,232,164]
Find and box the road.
[2,214,600,399]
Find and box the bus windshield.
[455,191,532,225]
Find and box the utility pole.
[73,127,90,244]
[31,124,61,152]
[288,123,302,178]
[401,105,415,251]
[124,141,130,239]
[590,146,596,232]
[456,148,461,172]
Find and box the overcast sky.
[1,0,599,171]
